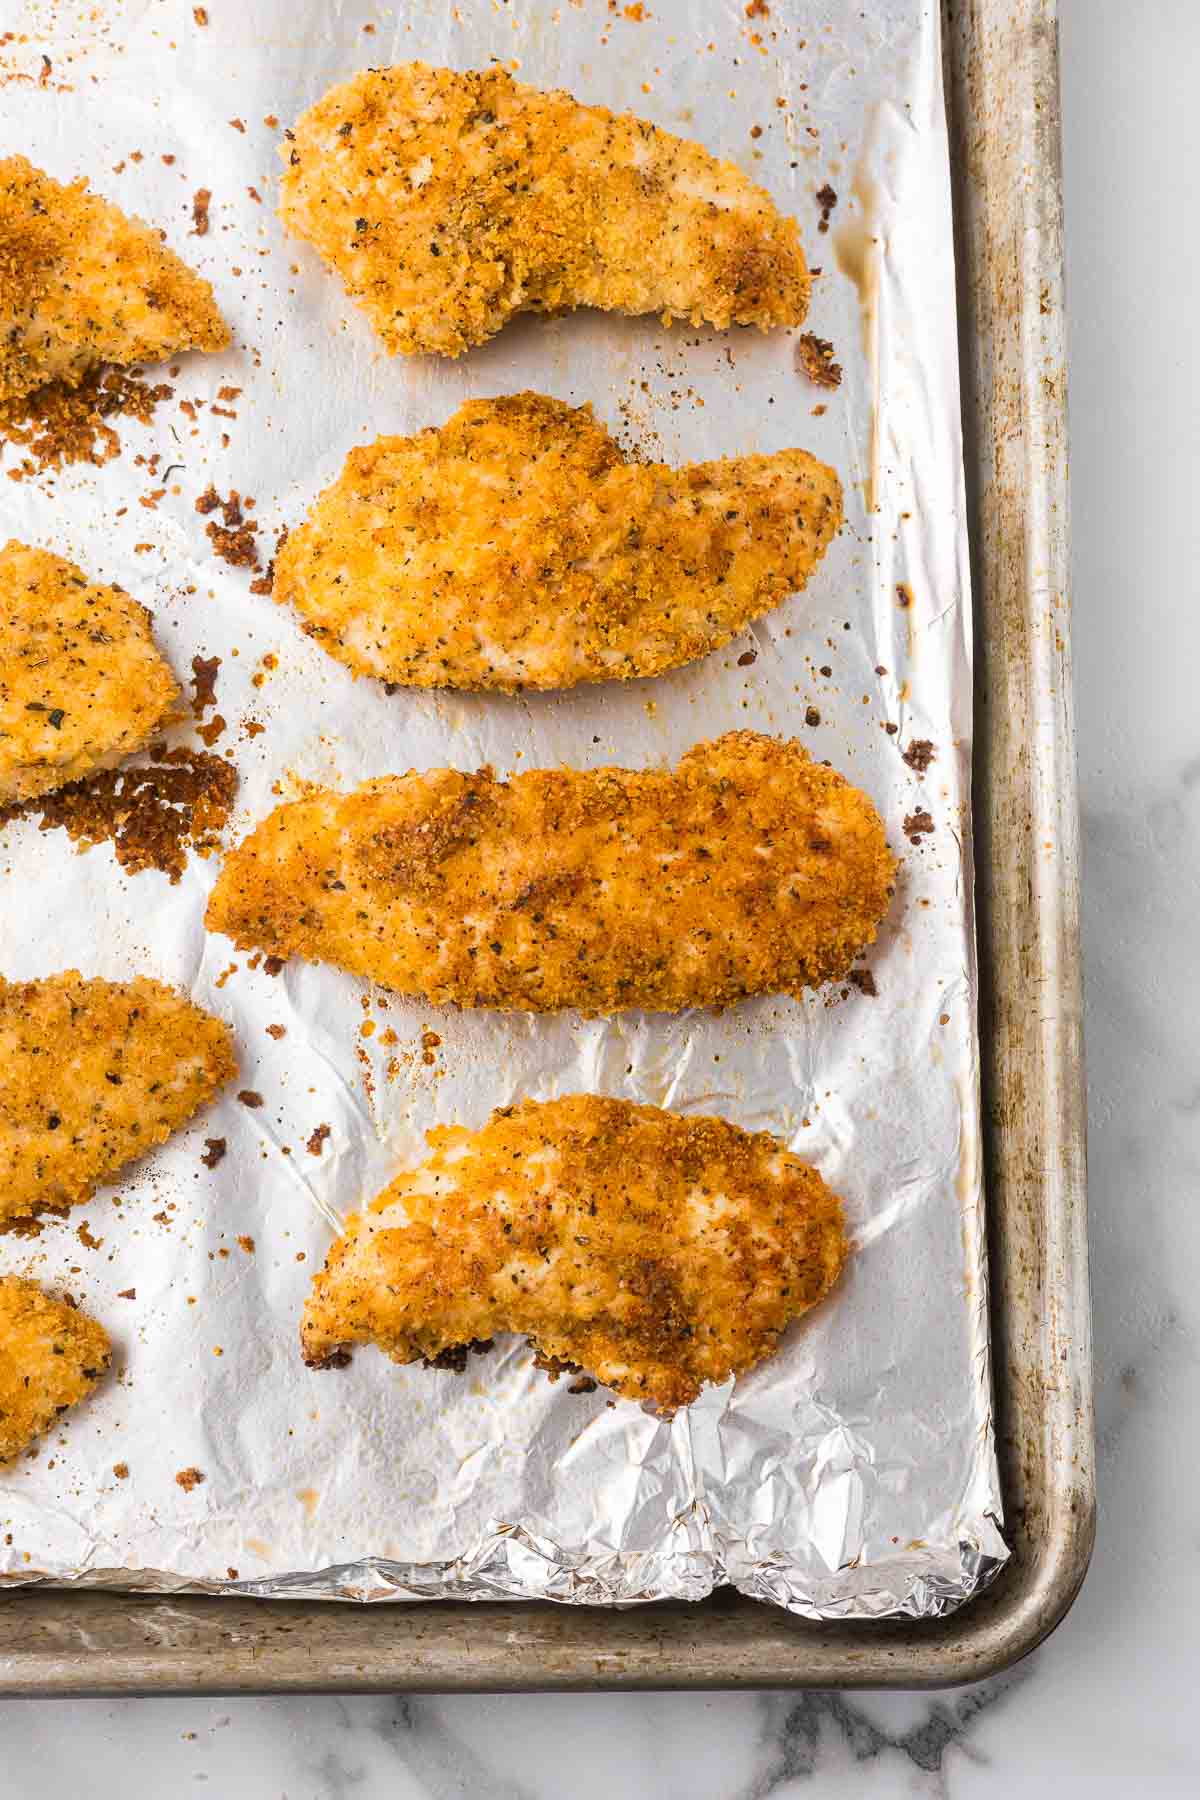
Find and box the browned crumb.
[190,654,220,718]
[746,0,770,15]
[237,1234,255,1254]
[796,333,842,389]
[848,968,878,997]
[0,366,173,477]
[201,1136,227,1169]
[237,1089,263,1109]
[901,739,936,774]
[895,582,913,609]
[193,6,209,24]
[903,808,935,843]
[117,1288,136,1299]
[191,188,212,236]
[113,1461,129,1478]
[306,1122,331,1156]
[175,1466,205,1491]
[265,1022,287,1040]
[805,705,821,727]
[2,744,237,883]
[815,182,838,233]
[195,485,261,571]
[419,1029,441,1066]
[76,1221,103,1250]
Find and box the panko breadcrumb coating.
[206,732,896,1016]
[0,972,237,1226]
[0,541,181,805]
[275,392,843,692]
[278,64,810,357]
[0,155,229,404]
[301,1095,847,1411]
[0,1277,111,1464]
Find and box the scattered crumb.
[190,654,220,718]
[117,1288,136,1301]
[901,739,936,774]
[896,582,914,609]
[0,367,173,477]
[237,1235,255,1254]
[816,181,838,233]
[193,5,209,23]
[796,333,842,389]
[201,1137,227,1169]
[848,968,878,997]
[0,747,237,883]
[265,1023,287,1040]
[804,705,821,727]
[175,1467,205,1492]
[113,1462,130,1479]
[195,485,262,570]
[238,1090,264,1109]
[306,1123,331,1157]
[191,188,212,235]
[903,808,935,843]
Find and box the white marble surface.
[3,1,1198,1792]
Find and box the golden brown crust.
[0,155,229,404]
[0,540,181,804]
[0,973,237,1226]
[278,64,810,357]
[206,732,896,1015]
[275,392,842,692]
[301,1094,847,1411]
[0,1277,111,1463]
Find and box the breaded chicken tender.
[278,64,810,357]
[275,393,843,692]
[206,732,895,1016]
[0,155,229,404]
[0,541,181,805]
[0,973,236,1226]
[0,1277,111,1463]
[301,1094,847,1410]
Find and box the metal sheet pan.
[0,0,1092,1691]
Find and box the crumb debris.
[796,333,842,389]
[901,739,936,774]
[0,746,237,883]
[190,654,220,717]
[201,1137,227,1169]
[237,1090,264,1109]
[816,181,838,233]
[113,1462,130,1479]
[195,485,262,570]
[903,808,935,843]
[848,968,878,997]
[191,188,212,236]
[0,367,173,477]
[175,1466,205,1492]
[306,1123,331,1156]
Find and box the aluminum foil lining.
[0,0,1008,1618]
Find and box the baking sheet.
[0,0,1007,1617]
